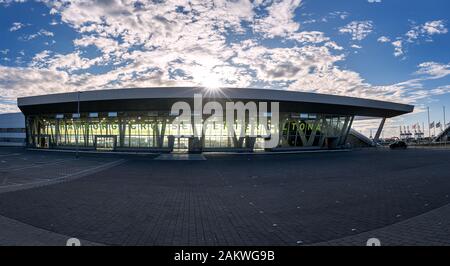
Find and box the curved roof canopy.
[18,87,414,118]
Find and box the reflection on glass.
[26,112,353,150]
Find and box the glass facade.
[280,113,353,149]
[25,110,353,152]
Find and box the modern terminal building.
[16,87,413,153]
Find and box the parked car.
[389,140,407,149]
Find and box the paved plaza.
[0,147,450,245]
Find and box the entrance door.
[173,137,189,153]
[95,135,116,151]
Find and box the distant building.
[0,113,26,147]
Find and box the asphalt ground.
[0,147,449,245]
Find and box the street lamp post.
[444,106,447,147]
[76,91,81,159]
[444,106,446,131]
[427,106,431,143]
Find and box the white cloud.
[405,28,420,42]
[0,103,19,113]
[415,62,450,79]
[329,11,349,20]
[385,19,448,58]
[391,40,403,57]
[289,31,330,43]
[30,50,51,63]
[377,36,390,43]
[9,22,26,32]
[254,0,302,38]
[325,41,344,50]
[405,20,447,43]
[422,20,448,35]
[49,7,58,15]
[74,35,120,56]
[49,19,59,26]
[20,29,54,41]
[339,21,373,41]
[367,0,381,3]
[352,117,410,140]
[31,51,102,73]
[0,65,69,101]
[0,0,26,6]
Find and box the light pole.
[427,106,431,143]
[76,91,81,159]
[444,106,446,130]
[444,106,447,146]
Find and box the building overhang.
[17,87,414,118]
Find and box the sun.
[194,72,225,95]
[198,74,224,90]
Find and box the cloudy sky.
[0,0,449,137]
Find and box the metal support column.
[373,117,386,143]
